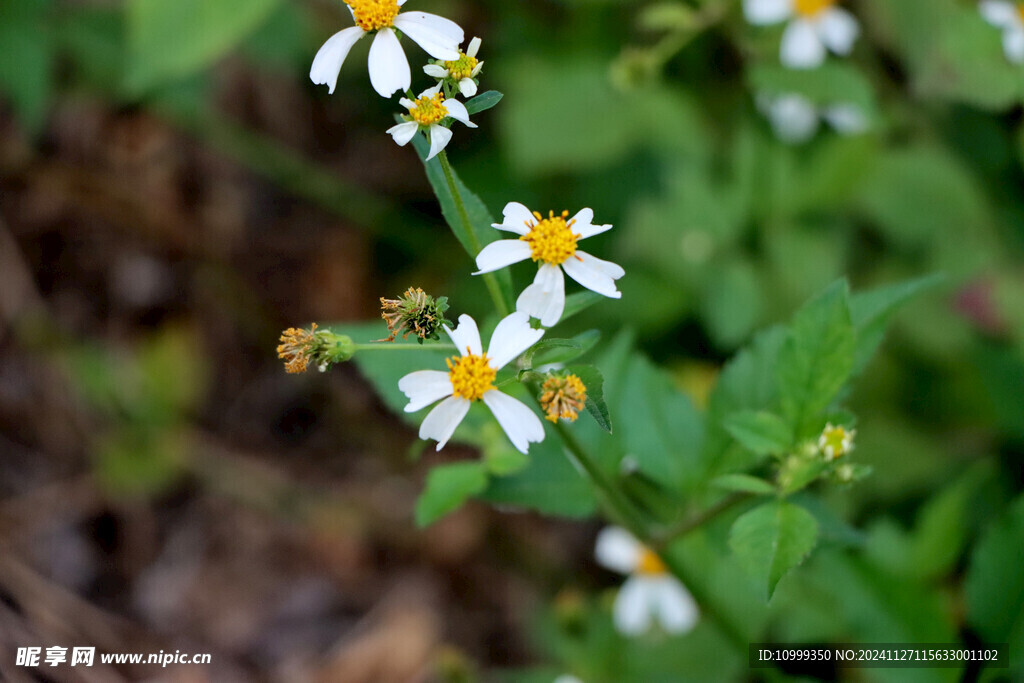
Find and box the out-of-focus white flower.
[310,0,464,98]
[757,92,868,143]
[474,204,624,328]
[818,422,856,460]
[980,1,1024,63]
[744,0,859,69]
[386,84,476,160]
[398,312,545,453]
[554,676,584,683]
[424,36,484,97]
[595,527,699,636]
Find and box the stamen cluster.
[410,92,449,125]
[539,374,587,423]
[444,53,479,81]
[521,210,580,265]
[793,0,835,17]
[345,0,400,31]
[447,353,497,401]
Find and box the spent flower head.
[980,1,1024,63]
[744,0,859,69]
[387,84,477,160]
[539,373,587,423]
[310,0,464,98]
[475,203,625,327]
[277,324,355,374]
[424,36,484,97]
[379,287,450,343]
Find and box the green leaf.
[523,330,600,367]
[0,0,54,132]
[414,461,489,527]
[849,274,944,375]
[711,474,776,495]
[747,62,877,112]
[568,364,611,433]
[464,90,503,115]
[560,290,606,322]
[723,410,793,457]
[729,500,819,599]
[126,0,282,93]
[483,437,530,476]
[776,280,855,436]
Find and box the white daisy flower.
[744,0,860,69]
[309,0,464,98]
[474,204,625,328]
[424,36,484,97]
[386,84,476,160]
[595,527,699,636]
[757,92,867,143]
[980,1,1024,63]
[398,312,545,454]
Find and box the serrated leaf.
[568,364,611,433]
[464,90,502,115]
[524,330,600,367]
[849,274,944,375]
[711,474,776,495]
[776,280,855,436]
[415,461,489,527]
[724,410,793,457]
[729,500,819,599]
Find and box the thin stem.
[436,150,510,317]
[650,491,753,550]
[353,342,455,351]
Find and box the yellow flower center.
[345,0,399,32]
[793,0,835,17]
[410,93,449,126]
[636,548,667,576]
[819,424,853,460]
[520,211,579,265]
[1019,3,1024,24]
[447,352,497,402]
[444,53,479,81]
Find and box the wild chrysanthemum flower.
[595,527,699,636]
[424,37,484,97]
[386,85,476,160]
[309,0,464,98]
[539,374,587,423]
[980,1,1024,63]
[757,92,867,143]
[818,422,855,460]
[379,287,450,342]
[398,312,545,453]
[744,0,859,69]
[474,203,624,327]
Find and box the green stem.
[650,491,752,550]
[353,342,455,351]
[436,150,510,317]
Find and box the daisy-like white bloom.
[744,0,859,69]
[595,527,699,636]
[757,92,867,144]
[474,204,624,328]
[818,422,855,461]
[398,312,545,454]
[309,0,463,98]
[424,37,484,97]
[386,84,476,160]
[980,1,1024,63]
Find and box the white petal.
[398,370,454,412]
[474,239,532,274]
[471,61,483,77]
[309,27,365,94]
[743,0,792,25]
[1005,26,1024,63]
[768,94,819,143]
[445,314,483,357]
[458,77,478,97]
[780,19,826,69]
[419,395,471,450]
[466,36,482,58]
[571,209,613,240]
[516,263,566,327]
[425,124,453,161]
[651,577,700,634]
[817,8,859,55]
[595,527,642,574]
[562,251,624,298]
[444,98,476,127]
[420,83,442,98]
[386,120,420,146]
[482,391,545,454]
[368,28,410,97]
[423,64,449,78]
[980,1,1020,28]
[822,103,867,134]
[492,202,536,235]
[486,311,545,369]
[614,577,656,635]
[393,12,463,61]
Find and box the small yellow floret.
[521,210,579,265]
[793,0,835,17]
[818,423,855,461]
[345,0,399,32]
[636,548,667,575]
[444,53,478,81]
[447,352,497,402]
[539,374,587,423]
[409,93,449,126]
